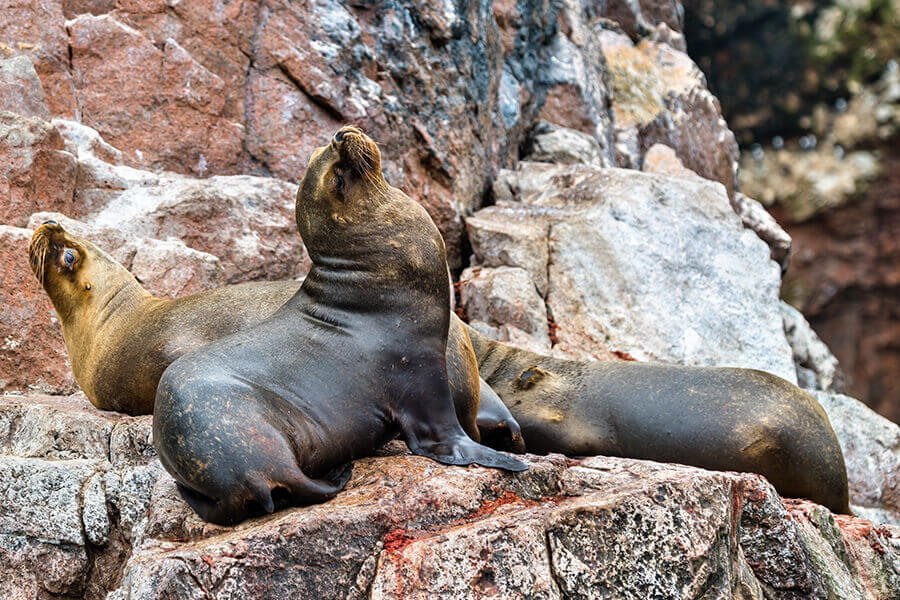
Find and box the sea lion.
[153,126,527,524]
[467,327,851,514]
[26,221,523,450]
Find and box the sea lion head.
[27,221,139,321]
[295,125,391,253]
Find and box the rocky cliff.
[1,0,898,598]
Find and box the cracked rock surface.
[0,393,897,599]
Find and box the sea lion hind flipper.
[176,483,248,526]
[476,378,526,453]
[280,463,352,504]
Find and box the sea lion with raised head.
[26,221,523,450]
[153,126,527,524]
[467,327,851,514]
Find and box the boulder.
[67,14,246,176]
[467,164,796,381]
[598,28,739,194]
[0,112,78,227]
[1,393,897,599]
[0,55,50,119]
[781,302,842,392]
[0,393,161,599]
[815,391,900,525]
[459,266,553,354]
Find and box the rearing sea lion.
[26,221,524,450]
[153,127,527,524]
[467,326,851,514]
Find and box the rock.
[740,144,881,221]
[0,393,159,597]
[467,164,796,380]
[0,1,741,268]
[67,14,246,176]
[814,391,900,525]
[537,1,616,164]
[781,302,842,392]
[0,0,76,117]
[0,226,76,395]
[1,393,898,598]
[601,0,685,49]
[0,112,78,227]
[0,55,50,119]
[459,266,553,354]
[598,28,739,194]
[640,141,699,179]
[641,145,792,270]
[35,119,310,285]
[0,392,115,459]
[730,192,792,271]
[523,121,606,166]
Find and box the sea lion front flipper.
[395,362,528,472]
[476,378,526,453]
[406,432,529,472]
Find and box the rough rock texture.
[598,27,739,194]
[0,110,78,227]
[816,391,900,526]
[470,163,796,381]
[0,393,162,599]
[0,0,739,267]
[781,301,843,393]
[1,393,897,599]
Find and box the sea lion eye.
[334,173,344,191]
[63,249,76,268]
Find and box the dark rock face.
[685,1,900,422]
[775,149,900,422]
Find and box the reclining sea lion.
[467,326,851,514]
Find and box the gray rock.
[524,121,606,167]
[0,457,100,545]
[1,393,898,598]
[731,193,793,270]
[815,391,900,524]
[0,393,114,459]
[468,164,797,380]
[458,266,552,353]
[0,56,50,120]
[781,302,843,392]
